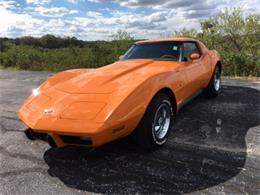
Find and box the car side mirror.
[119,55,124,61]
[190,53,200,60]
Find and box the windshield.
[123,42,181,61]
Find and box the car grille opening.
[59,135,92,146]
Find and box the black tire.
[205,65,221,98]
[132,93,174,150]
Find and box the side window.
[183,42,200,61]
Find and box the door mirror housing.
[190,53,200,60]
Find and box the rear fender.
[209,50,221,73]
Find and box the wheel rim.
[214,68,220,91]
[153,103,171,140]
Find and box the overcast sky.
[0,0,259,40]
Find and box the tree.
[40,34,59,49]
[111,29,133,41]
[110,30,135,58]
[174,8,260,76]
[174,28,198,38]
[18,36,39,46]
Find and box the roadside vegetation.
[0,32,134,72]
[0,8,259,76]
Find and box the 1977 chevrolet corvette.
[18,38,221,149]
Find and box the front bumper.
[21,122,119,148]
[18,106,121,147]
[18,87,134,147]
[24,128,94,147]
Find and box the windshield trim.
[121,58,181,62]
[123,42,182,62]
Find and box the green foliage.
[111,29,134,41]
[0,33,134,72]
[0,11,259,76]
[177,8,260,77]
[175,28,198,38]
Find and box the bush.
[0,10,259,76]
[176,8,260,77]
[0,39,134,72]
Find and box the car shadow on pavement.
[44,86,259,194]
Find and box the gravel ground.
[0,70,259,195]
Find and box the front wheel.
[132,93,174,150]
[205,66,221,98]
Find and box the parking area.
[0,70,259,194]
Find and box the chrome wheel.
[133,93,173,149]
[153,102,171,140]
[214,68,220,91]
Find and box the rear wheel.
[205,65,221,98]
[132,93,174,150]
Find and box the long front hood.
[54,59,175,94]
[19,59,181,137]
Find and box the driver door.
[181,42,206,99]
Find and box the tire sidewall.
[150,97,173,147]
[213,66,221,91]
[205,65,221,98]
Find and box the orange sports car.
[18,38,221,149]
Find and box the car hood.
[44,59,179,94]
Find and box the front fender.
[105,71,180,136]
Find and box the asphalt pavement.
[0,70,259,195]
